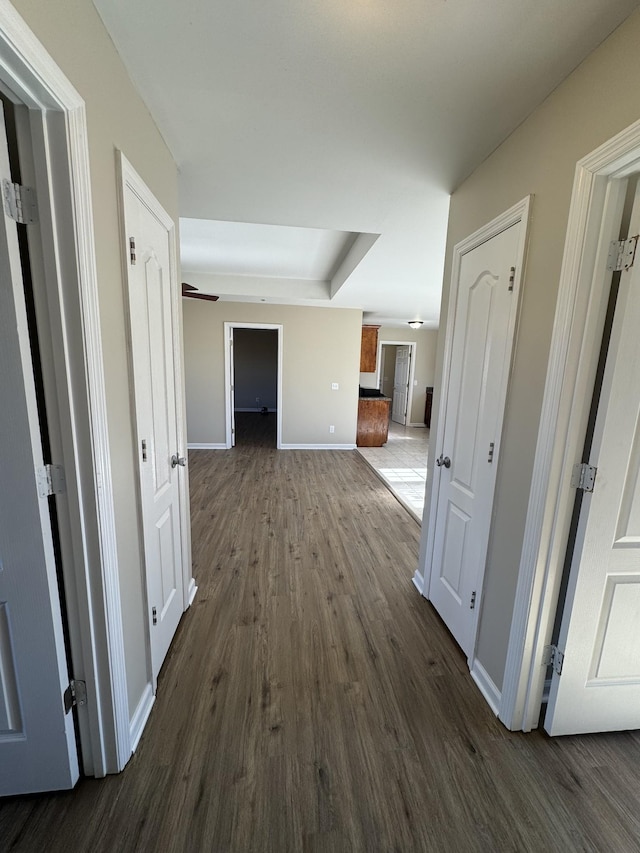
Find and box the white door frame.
[415,197,531,610]
[501,120,640,731]
[376,340,417,425]
[224,322,283,449]
[117,153,196,705]
[0,3,129,773]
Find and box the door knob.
[436,454,451,469]
[171,454,186,468]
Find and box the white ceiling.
[94,0,639,327]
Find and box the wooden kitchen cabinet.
[360,325,380,373]
[357,397,391,446]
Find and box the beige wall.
[184,301,362,446]
[13,0,180,718]
[428,8,640,691]
[361,327,438,424]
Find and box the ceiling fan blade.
[184,291,219,302]
[181,282,219,301]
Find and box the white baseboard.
[279,443,356,450]
[187,578,197,607]
[187,442,227,450]
[470,659,501,716]
[408,422,428,428]
[412,571,425,595]
[234,407,277,413]
[129,683,155,753]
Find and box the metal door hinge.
[3,179,38,224]
[141,439,147,462]
[470,591,477,610]
[129,236,137,264]
[487,442,495,463]
[543,644,564,676]
[606,236,637,271]
[152,606,158,626]
[37,464,66,498]
[508,266,516,292]
[64,679,87,713]
[571,462,597,493]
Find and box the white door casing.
[224,322,284,449]
[425,199,530,662]
[544,183,640,735]
[501,124,640,734]
[119,153,191,687]
[392,346,411,425]
[376,340,417,425]
[0,104,79,795]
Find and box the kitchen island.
[356,391,391,447]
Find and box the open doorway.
[224,322,283,448]
[378,340,417,426]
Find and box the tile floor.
[356,421,430,522]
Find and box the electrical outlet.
[329,425,335,433]
[331,383,339,390]
[256,396,260,403]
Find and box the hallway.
[1,446,640,851]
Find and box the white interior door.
[545,183,640,735]
[121,163,185,684]
[392,346,411,425]
[428,221,522,659]
[0,104,79,795]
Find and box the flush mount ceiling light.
[408,320,423,329]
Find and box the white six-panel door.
[545,182,640,735]
[0,104,79,795]
[120,158,185,685]
[392,346,411,425]
[428,219,523,659]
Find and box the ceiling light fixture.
[408,320,423,329]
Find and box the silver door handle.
[171,454,186,468]
[436,454,451,469]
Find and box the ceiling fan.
[181,282,219,302]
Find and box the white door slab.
[121,162,185,685]
[428,221,523,659]
[0,104,79,795]
[545,184,640,735]
[392,346,411,425]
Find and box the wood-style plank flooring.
[2,413,640,851]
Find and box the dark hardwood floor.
[2,439,640,851]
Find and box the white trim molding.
[0,1,129,774]
[188,442,227,450]
[501,118,640,732]
[129,684,155,753]
[470,660,501,716]
[224,322,284,449]
[376,339,418,426]
[280,444,357,451]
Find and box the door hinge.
[606,236,637,272]
[152,606,158,625]
[470,590,477,610]
[543,644,564,676]
[571,462,597,493]
[129,236,137,264]
[487,442,495,463]
[141,439,147,462]
[3,179,38,224]
[63,679,87,714]
[37,464,66,498]
[508,266,516,292]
